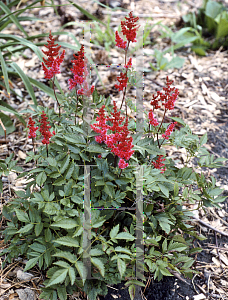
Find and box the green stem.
[156,108,167,148]
[52,76,61,119]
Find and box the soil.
[1,0,228,299]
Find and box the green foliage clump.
[182,0,228,54]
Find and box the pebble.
[16,270,34,281]
[16,288,35,300]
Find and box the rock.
[16,270,34,281]
[16,288,35,300]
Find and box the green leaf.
[216,11,228,39]
[125,280,145,287]
[110,224,119,239]
[15,209,30,223]
[87,144,107,153]
[53,251,77,263]
[158,183,169,198]
[200,133,207,146]
[51,219,78,229]
[36,172,47,186]
[46,269,68,287]
[57,286,67,300]
[0,104,25,126]
[75,261,87,285]
[30,242,46,253]
[11,62,38,106]
[0,113,15,136]
[117,258,126,278]
[128,284,135,300]
[24,256,39,271]
[162,239,168,253]
[173,182,179,197]
[68,267,76,285]
[54,261,71,268]
[115,232,135,241]
[35,223,43,236]
[68,0,106,26]
[54,236,79,247]
[91,257,105,276]
[17,223,34,234]
[0,50,10,95]
[59,155,70,174]
[90,248,104,256]
[168,241,188,252]
[0,2,28,38]
[115,246,132,255]
[71,195,83,204]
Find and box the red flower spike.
[115,31,127,49]
[38,111,53,145]
[68,46,94,95]
[90,101,134,169]
[118,159,128,169]
[115,72,128,91]
[148,110,159,127]
[150,76,179,111]
[28,117,38,139]
[121,11,140,43]
[162,122,177,140]
[124,58,132,69]
[42,31,65,79]
[152,155,166,173]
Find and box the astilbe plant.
[2,11,227,300]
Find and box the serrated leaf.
[128,284,135,300]
[91,257,105,277]
[125,280,145,287]
[73,226,83,237]
[68,267,76,285]
[17,223,34,234]
[57,286,67,300]
[51,219,78,229]
[115,246,132,255]
[46,157,57,167]
[158,183,169,198]
[200,133,207,146]
[54,236,79,247]
[53,251,77,263]
[75,261,87,285]
[168,242,188,252]
[115,232,135,241]
[59,155,70,174]
[36,172,47,186]
[24,256,39,271]
[71,195,83,204]
[117,258,126,278]
[110,224,119,239]
[87,145,107,153]
[15,209,30,223]
[54,261,71,268]
[90,249,104,256]
[46,269,68,287]
[35,222,43,236]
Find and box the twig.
[0,118,6,140]
[191,216,228,237]
[214,231,224,272]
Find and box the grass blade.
[0,2,28,38]
[68,0,106,26]
[0,102,25,126]
[0,50,10,96]
[11,62,38,106]
[28,76,64,102]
